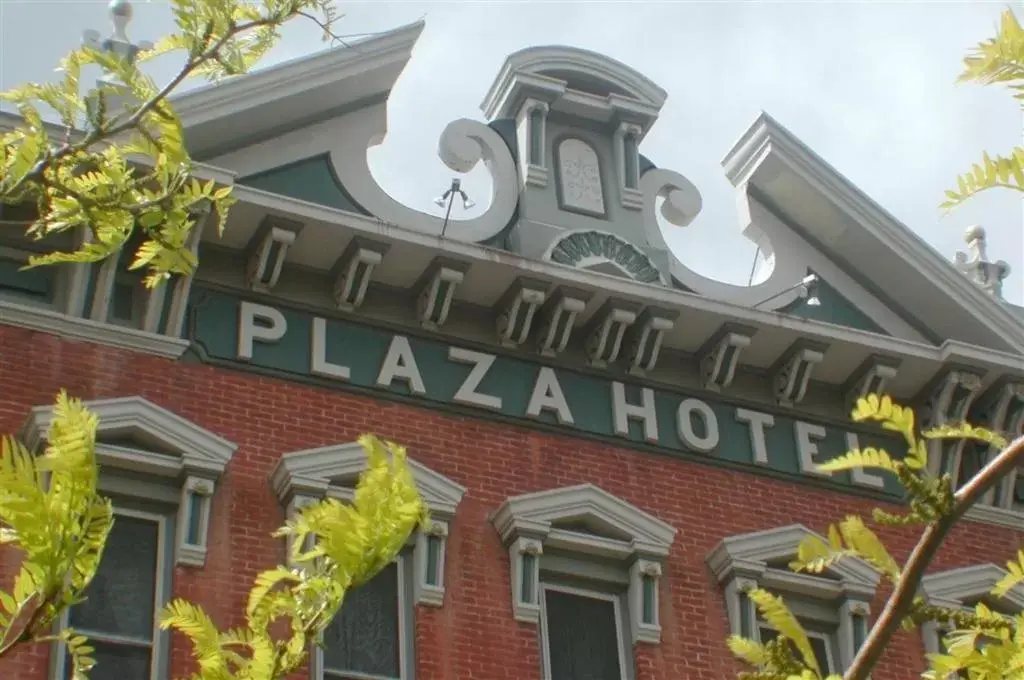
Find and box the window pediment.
[269,441,466,518]
[920,564,1024,611]
[22,395,236,479]
[707,524,880,599]
[492,483,676,560]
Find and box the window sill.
[0,299,189,359]
[963,503,1023,530]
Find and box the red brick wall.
[1,323,1021,680]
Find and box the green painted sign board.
[187,286,905,498]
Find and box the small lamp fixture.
[434,178,475,238]
[754,273,821,309]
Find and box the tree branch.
[843,433,1024,680]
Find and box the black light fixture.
[754,273,821,309]
[434,178,475,238]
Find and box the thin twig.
[843,434,1024,680]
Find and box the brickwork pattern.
[1,324,1021,680]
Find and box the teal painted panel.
[238,154,368,215]
[782,277,888,335]
[189,287,905,498]
[0,257,54,304]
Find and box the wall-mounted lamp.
[434,178,475,238]
[754,273,821,309]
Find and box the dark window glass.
[323,561,401,678]
[545,589,622,680]
[759,627,833,675]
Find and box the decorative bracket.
[536,287,590,357]
[176,475,216,568]
[772,341,827,407]
[697,325,756,392]
[414,258,469,330]
[245,217,302,293]
[923,368,984,428]
[495,278,548,348]
[584,299,641,368]
[624,308,677,376]
[628,558,663,644]
[331,238,390,311]
[843,356,900,409]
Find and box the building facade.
[2,15,1024,680]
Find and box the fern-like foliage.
[943,9,1024,210]
[160,435,427,680]
[0,390,114,679]
[727,393,1024,680]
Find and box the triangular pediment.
[22,396,237,478]
[270,441,466,517]
[723,113,1024,353]
[492,483,676,557]
[707,524,881,591]
[921,564,1024,612]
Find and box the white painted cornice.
[707,523,881,596]
[229,184,1024,381]
[722,112,1024,354]
[22,395,237,479]
[270,441,466,517]
[920,564,1024,611]
[0,300,189,359]
[173,21,424,130]
[491,483,676,558]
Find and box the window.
[920,563,1024,667]
[23,397,237,680]
[23,395,238,570]
[518,99,549,187]
[944,382,1024,529]
[491,483,676,680]
[613,122,643,210]
[0,247,55,307]
[271,441,467,680]
[321,559,411,680]
[540,584,630,680]
[707,524,879,674]
[54,507,172,680]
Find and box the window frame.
[538,582,630,680]
[491,483,676,649]
[707,524,879,673]
[48,504,174,680]
[22,395,239,569]
[314,551,415,680]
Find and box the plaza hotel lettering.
[188,291,901,496]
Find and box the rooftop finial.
[82,0,152,68]
[954,224,1011,300]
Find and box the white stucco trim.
[707,524,879,672]
[22,396,237,568]
[0,297,189,359]
[269,441,466,608]
[492,483,676,644]
[722,112,1024,353]
[228,183,1024,379]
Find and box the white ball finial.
[964,224,986,244]
[109,0,133,20]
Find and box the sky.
[2,0,1023,304]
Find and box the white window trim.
[269,441,466,609]
[491,483,677,645]
[538,583,629,680]
[49,506,170,680]
[310,552,412,680]
[612,122,644,210]
[707,524,880,672]
[919,563,1024,657]
[22,396,238,568]
[516,98,549,188]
